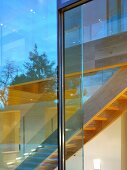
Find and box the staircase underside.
[16,67,127,170]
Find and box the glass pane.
[82,0,127,169]
[64,6,84,170]
[64,0,127,169]
[0,0,58,170]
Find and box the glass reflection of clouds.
[62,0,70,3]
[0,0,57,67]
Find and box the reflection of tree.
[0,44,57,109]
[12,44,57,92]
[0,62,17,109]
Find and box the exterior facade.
[0,0,127,170]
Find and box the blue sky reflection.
[0,0,57,67]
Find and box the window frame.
[58,0,80,9]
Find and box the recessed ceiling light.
[31,149,36,152]
[98,19,101,22]
[30,9,33,12]
[16,157,22,160]
[70,93,74,96]
[7,162,14,165]
[93,159,101,170]
[65,128,72,132]
[30,9,36,14]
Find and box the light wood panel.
[0,110,20,145]
[7,81,79,105]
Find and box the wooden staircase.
[36,67,127,170]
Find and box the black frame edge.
[57,8,65,170]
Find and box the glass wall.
[63,0,127,169]
[0,0,58,170]
[64,5,84,170]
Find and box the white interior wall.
[65,117,121,170]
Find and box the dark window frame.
[58,0,80,9]
[58,0,92,10]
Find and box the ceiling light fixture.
[93,159,101,170]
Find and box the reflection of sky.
[0,0,57,67]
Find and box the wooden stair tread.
[66,144,77,148]
[43,159,57,164]
[106,105,119,111]
[94,117,108,121]
[84,127,96,131]
[73,136,83,140]
[119,94,127,100]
